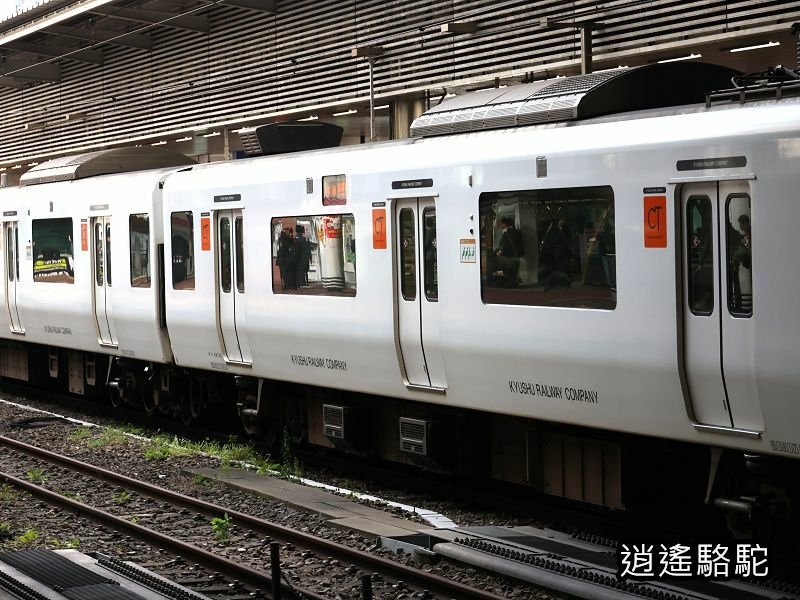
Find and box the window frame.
[129,213,151,288]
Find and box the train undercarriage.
[1,340,797,547]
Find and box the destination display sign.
[676,156,746,171]
[214,194,241,203]
[392,178,433,190]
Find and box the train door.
[92,216,117,347]
[3,221,23,333]
[395,198,446,390]
[680,181,761,432]
[216,209,252,365]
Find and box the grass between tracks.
[69,424,297,476]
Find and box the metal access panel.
[399,417,430,456]
[67,350,84,396]
[0,549,210,600]
[323,404,346,439]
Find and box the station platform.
[186,466,426,538]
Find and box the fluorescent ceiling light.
[175,136,193,142]
[0,168,6,172]
[201,131,221,138]
[27,162,39,166]
[657,53,702,63]
[298,115,319,121]
[11,165,22,169]
[151,140,167,146]
[332,109,357,116]
[374,104,390,110]
[729,41,779,53]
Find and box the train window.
[129,214,150,288]
[105,222,112,286]
[32,218,74,284]
[687,195,714,316]
[271,214,356,296]
[479,187,616,309]
[6,226,13,282]
[220,217,232,293]
[171,211,195,290]
[726,194,752,318]
[399,208,416,301]
[235,217,244,293]
[423,207,437,301]
[14,227,19,281]
[322,175,346,206]
[94,222,104,286]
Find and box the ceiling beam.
[1,62,60,82]
[89,7,209,33]
[0,77,25,88]
[45,25,153,50]
[222,0,276,12]
[5,41,104,65]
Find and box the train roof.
[410,62,743,138]
[20,146,195,186]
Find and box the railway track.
[0,433,504,600]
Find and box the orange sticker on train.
[372,209,386,249]
[644,196,667,248]
[200,217,211,251]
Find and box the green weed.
[210,513,231,542]
[16,529,39,545]
[26,469,47,484]
[86,428,128,448]
[70,426,93,441]
[0,484,17,501]
[113,490,131,505]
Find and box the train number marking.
[643,195,667,248]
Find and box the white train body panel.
[0,170,173,364]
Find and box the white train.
[1,63,798,531]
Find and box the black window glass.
[235,217,245,293]
[129,214,150,288]
[726,194,752,317]
[32,218,74,284]
[105,222,112,286]
[94,222,103,286]
[479,187,616,309]
[220,217,232,293]
[423,207,437,301]
[6,226,12,282]
[399,208,416,301]
[687,195,713,316]
[171,211,195,290]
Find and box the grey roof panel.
[20,146,195,185]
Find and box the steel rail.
[0,468,327,600]
[0,434,504,600]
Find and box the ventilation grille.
[410,94,581,136]
[323,404,345,439]
[399,417,429,456]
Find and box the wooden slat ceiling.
[0,0,797,164]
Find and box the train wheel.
[142,387,157,417]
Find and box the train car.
[1,63,799,535]
[0,148,193,399]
